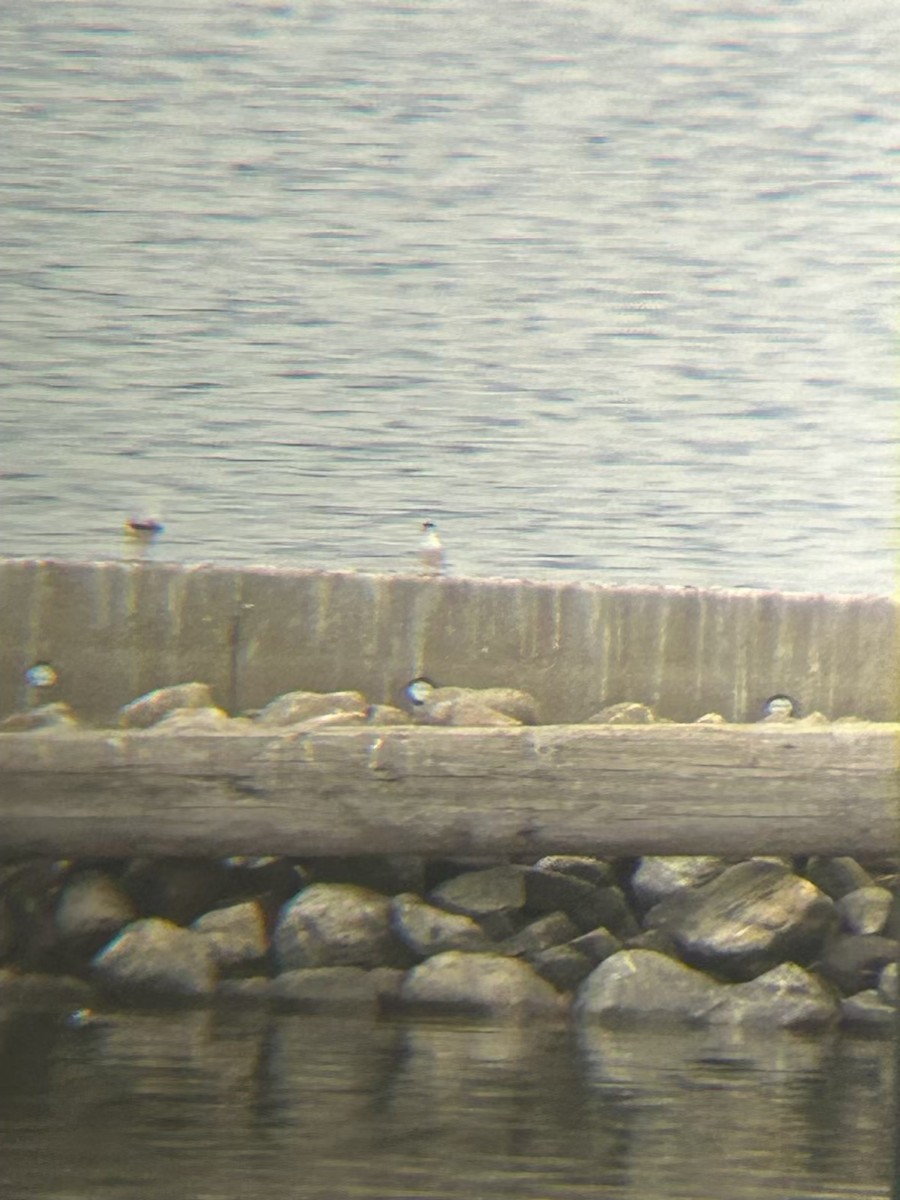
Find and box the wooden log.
[0,724,896,860]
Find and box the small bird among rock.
[405,677,437,708]
[25,662,58,689]
[418,520,445,575]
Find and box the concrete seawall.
[0,558,896,724]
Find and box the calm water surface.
[0,1008,893,1200]
[2,0,898,592]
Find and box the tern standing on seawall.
[418,521,445,575]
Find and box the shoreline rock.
[0,683,895,1031]
[1,680,889,738]
[0,843,893,1033]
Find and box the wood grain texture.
[0,724,896,859]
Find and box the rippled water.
[0,1009,893,1200]
[2,0,898,592]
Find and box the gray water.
[0,1008,893,1200]
[1,2,897,1196]
[2,0,898,593]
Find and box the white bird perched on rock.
[418,520,445,575]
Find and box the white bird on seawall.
[418,520,445,575]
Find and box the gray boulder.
[569,927,622,965]
[121,858,230,925]
[416,695,522,727]
[0,859,62,965]
[578,950,837,1031]
[400,951,563,1017]
[191,901,268,970]
[524,865,595,914]
[532,855,616,888]
[0,703,80,733]
[644,860,837,980]
[272,967,379,1014]
[366,705,413,726]
[840,990,896,1031]
[144,706,248,735]
[625,928,679,956]
[0,896,14,963]
[216,977,273,1005]
[525,867,638,937]
[223,856,307,904]
[575,949,723,1024]
[453,687,539,724]
[815,933,899,995]
[273,883,410,970]
[531,945,595,993]
[432,691,542,724]
[0,967,94,1009]
[711,963,838,1031]
[411,685,538,725]
[835,886,893,935]
[255,690,367,727]
[583,702,655,724]
[500,912,579,959]
[878,960,898,1005]
[390,893,492,958]
[278,711,369,733]
[630,856,728,911]
[803,856,874,900]
[584,886,641,938]
[883,893,900,940]
[428,865,527,939]
[794,708,832,724]
[54,870,137,955]
[118,682,215,729]
[92,918,217,1000]
[368,966,406,1009]
[302,855,426,896]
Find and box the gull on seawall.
[418,520,445,575]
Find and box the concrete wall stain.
[0,558,896,726]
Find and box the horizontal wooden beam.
[0,725,896,860]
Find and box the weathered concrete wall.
[0,558,896,724]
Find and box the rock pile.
[0,683,894,1029]
[0,679,872,734]
[0,848,896,1031]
